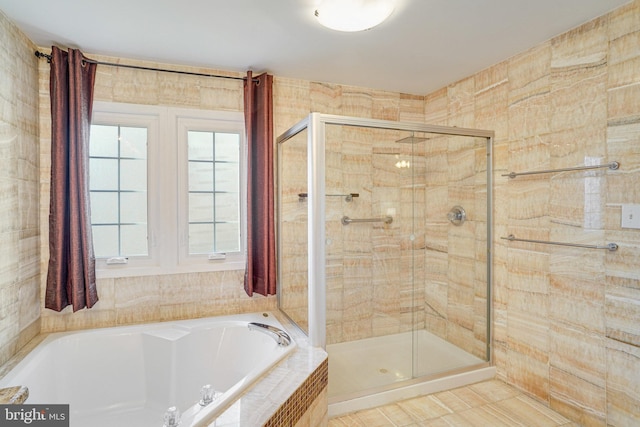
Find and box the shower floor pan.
[328,329,495,417]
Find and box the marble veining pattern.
[0,9,40,368]
[0,1,637,426]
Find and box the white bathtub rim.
[12,311,288,348]
[184,328,297,426]
[0,311,291,382]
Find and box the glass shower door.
[277,128,309,333]
[276,113,493,407]
[412,133,490,379]
[324,125,420,398]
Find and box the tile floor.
[328,380,579,426]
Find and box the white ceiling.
[0,0,630,95]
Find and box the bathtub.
[0,312,296,427]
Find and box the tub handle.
[248,322,292,346]
[199,384,217,406]
[162,406,181,427]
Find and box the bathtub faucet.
[247,322,292,346]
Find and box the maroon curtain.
[243,71,276,296]
[45,46,99,312]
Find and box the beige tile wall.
[36,50,276,333]
[2,0,637,424]
[274,83,429,345]
[278,2,640,424]
[0,10,40,366]
[276,87,489,355]
[429,2,640,424]
[33,50,487,352]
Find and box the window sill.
[95,260,246,279]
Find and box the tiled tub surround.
[0,385,28,404]
[0,313,296,425]
[0,312,328,427]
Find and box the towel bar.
[341,216,393,225]
[502,161,619,179]
[298,192,359,202]
[501,234,618,251]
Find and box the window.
[186,130,240,254]
[89,125,148,258]
[89,102,246,277]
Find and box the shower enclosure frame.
[277,112,494,357]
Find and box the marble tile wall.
[274,82,428,345]
[440,135,489,359]
[36,50,276,333]
[277,129,310,333]
[0,11,40,366]
[429,1,640,424]
[276,108,489,354]
[4,0,637,424]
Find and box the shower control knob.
[447,206,466,226]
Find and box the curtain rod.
[35,50,256,82]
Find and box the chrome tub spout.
[247,322,292,346]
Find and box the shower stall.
[276,113,494,415]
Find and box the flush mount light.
[314,0,395,32]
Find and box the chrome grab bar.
[298,192,359,202]
[502,161,619,179]
[341,216,393,225]
[247,322,292,346]
[501,234,618,251]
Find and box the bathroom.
[1,0,639,426]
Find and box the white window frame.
[175,112,246,269]
[91,102,246,278]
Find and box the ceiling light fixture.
[314,0,395,32]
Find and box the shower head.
[395,136,427,144]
